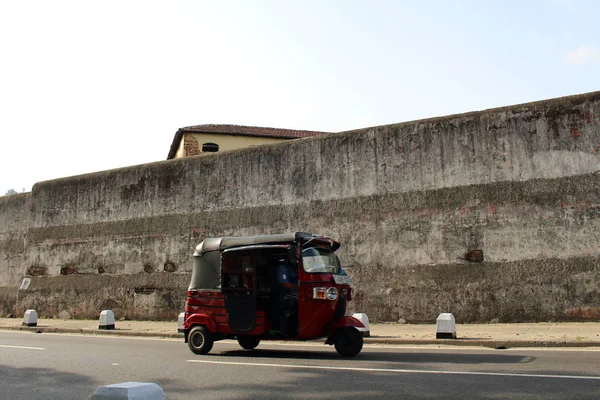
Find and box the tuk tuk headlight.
[326,287,338,301]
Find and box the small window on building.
[202,142,219,153]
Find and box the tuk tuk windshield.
[301,247,341,274]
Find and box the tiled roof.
[167,124,330,159]
[181,124,328,139]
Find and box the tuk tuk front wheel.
[334,327,363,357]
[237,337,260,350]
[188,325,214,355]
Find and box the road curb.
[361,338,600,348]
[2,326,600,348]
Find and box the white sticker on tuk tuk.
[333,274,352,285]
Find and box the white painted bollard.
[436,313,456,339]
[352,312,370,337]
[23,309,38,327]
[177,312,185,333]
[99,310,115,330]
[91,382,165,400]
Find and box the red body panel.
[333,316,365,329]
[297,273,350,339]
[184,313,218,332]
[184,289,268,336]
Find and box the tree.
[4,189,18,196]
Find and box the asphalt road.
[1,331,599,400]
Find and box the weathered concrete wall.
[0,193,31,316]
[342,172,600,322]
[1,91,599,322]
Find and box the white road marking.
[187,359,600,381]
[0,331,182,342]
[0,344,45,350]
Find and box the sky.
[1,0,599,194]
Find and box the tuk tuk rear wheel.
[334,327,363,357]
[237,337,260,350]
[188,325,214,355]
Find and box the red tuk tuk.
[183,232,364,357]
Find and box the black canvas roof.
[194,232,339,256]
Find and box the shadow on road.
[194,365,600,400]
[218,348,535,364]
[0,364,99,399]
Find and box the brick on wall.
[183,135,201,156]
